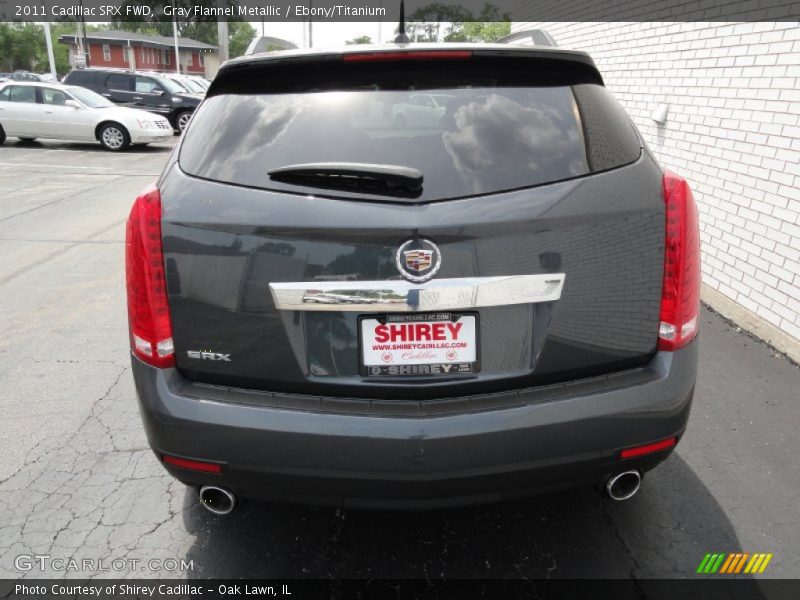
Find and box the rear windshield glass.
[180,59,640,202]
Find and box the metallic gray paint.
[133,342,696,508]
[159,152,665,399]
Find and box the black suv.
[64,68,201,132]
[127,43,700,513]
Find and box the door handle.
[133,96,143,100]
[44,110,53,114]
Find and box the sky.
[251,21,399,48]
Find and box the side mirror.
[64,99,81,109]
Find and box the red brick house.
[59,30,218,77]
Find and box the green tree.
[402,2,510,43]
[0,23,45,72]
[346,35,373,45]
[228,22,256,58]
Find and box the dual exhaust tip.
[197,471,642,514]
[605,470,642,501]
[199,485,236,515]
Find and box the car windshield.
[68,86,114,108]
[153,76,183,94]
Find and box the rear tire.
[0,125,5,145]
[99,123,130,151]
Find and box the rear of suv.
[127,44,700,512]
[64,68,201,132]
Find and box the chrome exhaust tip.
[199,486,236,515]
[605,470,642,501]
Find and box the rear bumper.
[132,342,697,509]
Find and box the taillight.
[162,454,222,473]
[620,436,677,459]
[343,50,472,62]
[125,185,174,367]
[658,171,701,351]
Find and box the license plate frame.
[358,312,480,378]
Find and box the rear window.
[180,58,640,202]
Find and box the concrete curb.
[702,283,800,365]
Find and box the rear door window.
[8,86,36,103]
[106,73,133,91]
[180,58,640,202]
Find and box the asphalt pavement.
[0,138,798,580]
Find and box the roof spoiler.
[496,29,558,47]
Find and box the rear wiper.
[268,162,423,197]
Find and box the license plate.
[360,313,479,377]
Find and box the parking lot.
[0,139,798,580]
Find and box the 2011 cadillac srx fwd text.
[126,42,700,513]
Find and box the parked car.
[190,76,210,91]
[9,70,43,82]
[389,92,453,128]
[0,81,172,150]
[127,43,700,514]
[163,73,207,95]
[63,68,201,132]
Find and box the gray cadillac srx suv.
[126,44,700,513]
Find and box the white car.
[0,81,173,151]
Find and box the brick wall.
[511,21,800,345]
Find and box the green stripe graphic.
[710,553,727,573]
[697,554,713,573]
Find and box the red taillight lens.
[343,50,472,62]
[620,437,677,459]
[658,171,701,351]
[162,454,222,473]
[125,185,174,368]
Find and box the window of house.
[103,44,111,61]
[165,52,170,65]
[123,46,130,64]
[199,53,204,66]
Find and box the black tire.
[0,125,5,145]
[98,123,130,151]
[19,137,36,142]
[175,110,193,133]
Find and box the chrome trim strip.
[269,274,565,312]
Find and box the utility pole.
[43,22,57,80]
[172,0,180,73]
[79,0,90,66]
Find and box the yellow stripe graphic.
[720,554,736,574]
[735,553,750,573]
[745,554,762,574]
[759,554,773,573]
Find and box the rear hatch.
[161,47,665,400]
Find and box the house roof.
[59,30,217,52]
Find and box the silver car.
[0,82,173,151]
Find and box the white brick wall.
[511,21,800,344]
